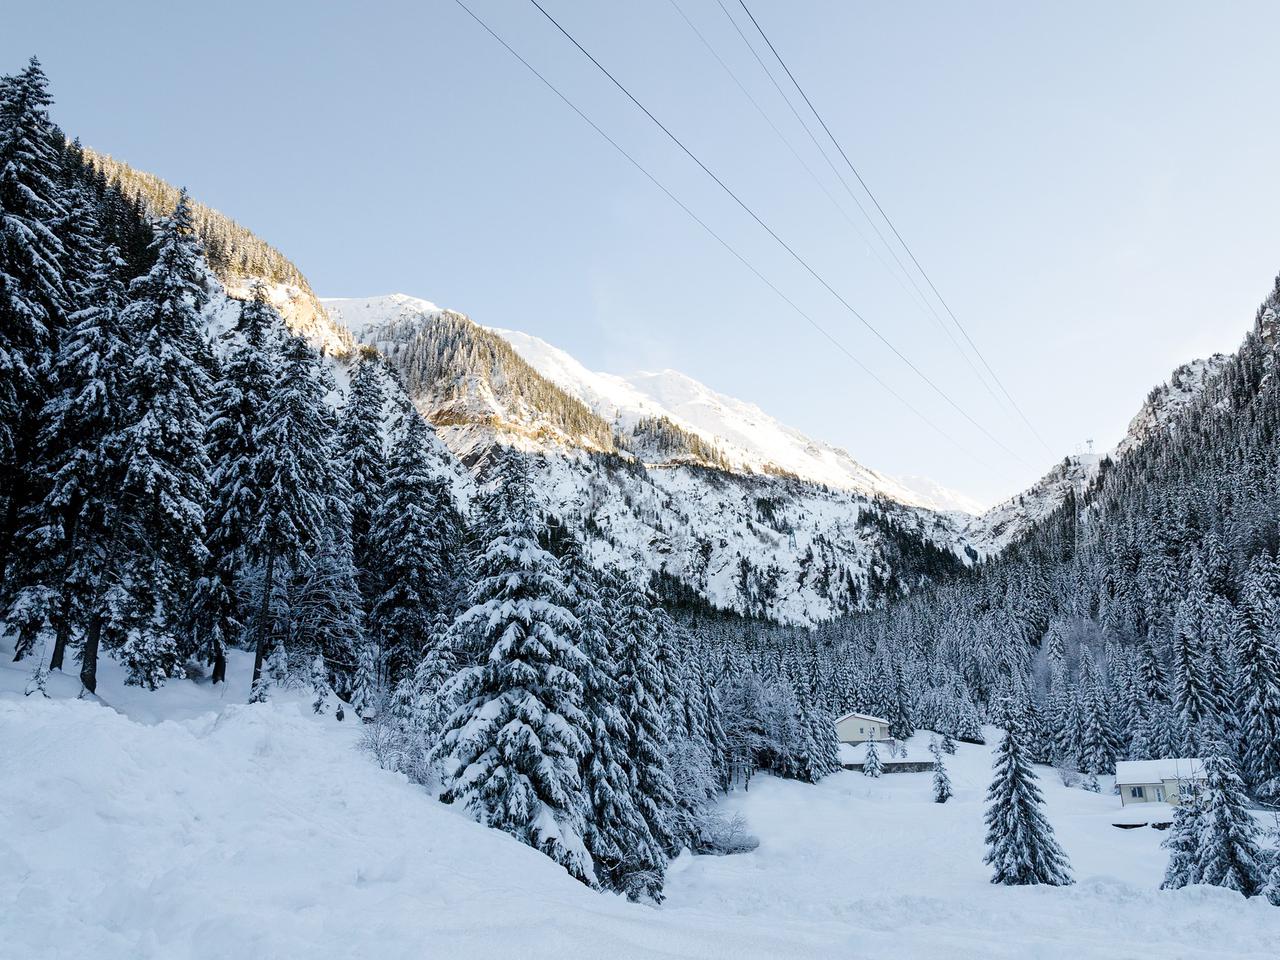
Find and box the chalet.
[834,712,891,744]
[1114,758,1206,807]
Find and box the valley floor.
[2,647,1277,960]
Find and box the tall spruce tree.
[431,459,594,884]
[613,570,679,858]
[247,331,340,696]
[367,408,442,682]
[339,351,387,599]
[563,543,666,900]
[0,57,67,580]
[114,191,212,688]
[983,721,1073,886]
[196,288,278,683]
[1237,555,1280,798]
[4,226,130,684]
[1195,749,1263,897]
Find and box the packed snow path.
[3,652,1278,959]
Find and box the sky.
[8,1,1280,507]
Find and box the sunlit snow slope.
[492,326,984,515]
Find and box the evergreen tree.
[1160,796,1203,890]
[1078,648,1118,775]
[367,408,442,682]
[0,57,67,579]
[247,331,340,696]
[350,638,381,718]
[930,739,952,803]
[862,737,883,778]
[564,546,666,900]
[1195,749,1263,897]
[114,191,212,688]
[431,460,594,884]
[613,571,679,858]
[4,232,130,686]
[195,288,278,683]
[339,351,387,597]
[1237,555,1280,798]
[983,722,1073,886]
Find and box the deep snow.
[3,647,1277,960]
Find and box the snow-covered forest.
[4,54,1280,958]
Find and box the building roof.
[1114,758,1205,784]
[834,711,890,725]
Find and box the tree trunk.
[251,545,278,689]
[211,644,227,685]
[80,613,102,695]
[49,596,73,671]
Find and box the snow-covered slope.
[321,295,971,622]
[963,454,1101,556]
[963,355,1231,554]
[493,326,978,514]
[5,652,1274,960]
[1114,356,1230,460]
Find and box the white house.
[1114,758,1206,807]
[834,712,891,744]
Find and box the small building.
[834,712,891,745]
[1114,758,1206,807]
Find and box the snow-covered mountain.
[490,325,981,513]
[321,293,1238,613]
[961,356,1231,555]
[323,295,972,622]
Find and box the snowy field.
[3,646,1278,960]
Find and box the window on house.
[859,727,864,734]
[1129,786,1145,799]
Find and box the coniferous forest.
[4,48,1280,936]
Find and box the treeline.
[0,57,846,899]
[722,271,1280,802]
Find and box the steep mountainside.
[962,356,1231,555]
[324,295,970,622]
[493,325,979,513]
[85,159,1234,622]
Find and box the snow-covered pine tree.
[886,665,914,741]
[1195,748,1263,897]
[284,533,363,691]
[862,736,883,778]
[246,330,338,697]
[799,697,841,782]
[930,739,952,803]
[983,720,1073,886]
[350,638,381,719]
[196,287,279,683]
[367,407,443,682]
[563,544,666,900]
[4,226,130,686]
[1171,600,1215,749]
[1237,555,1280,799]
[339,350,387,600]
[941,731,957,755]
[1160,795,1204,890]
[0,58,68,581]
[613,570,679,858]
[1077,648,1118,775]
[114,190,213,688]
[431,458,594,884]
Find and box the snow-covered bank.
[3,655,1277,959]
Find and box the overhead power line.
[448,0,990,471]
[683,0,1012,416]
[734,0,1050,452]
[526,0,1026,465]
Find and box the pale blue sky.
[9,1,1280,506]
